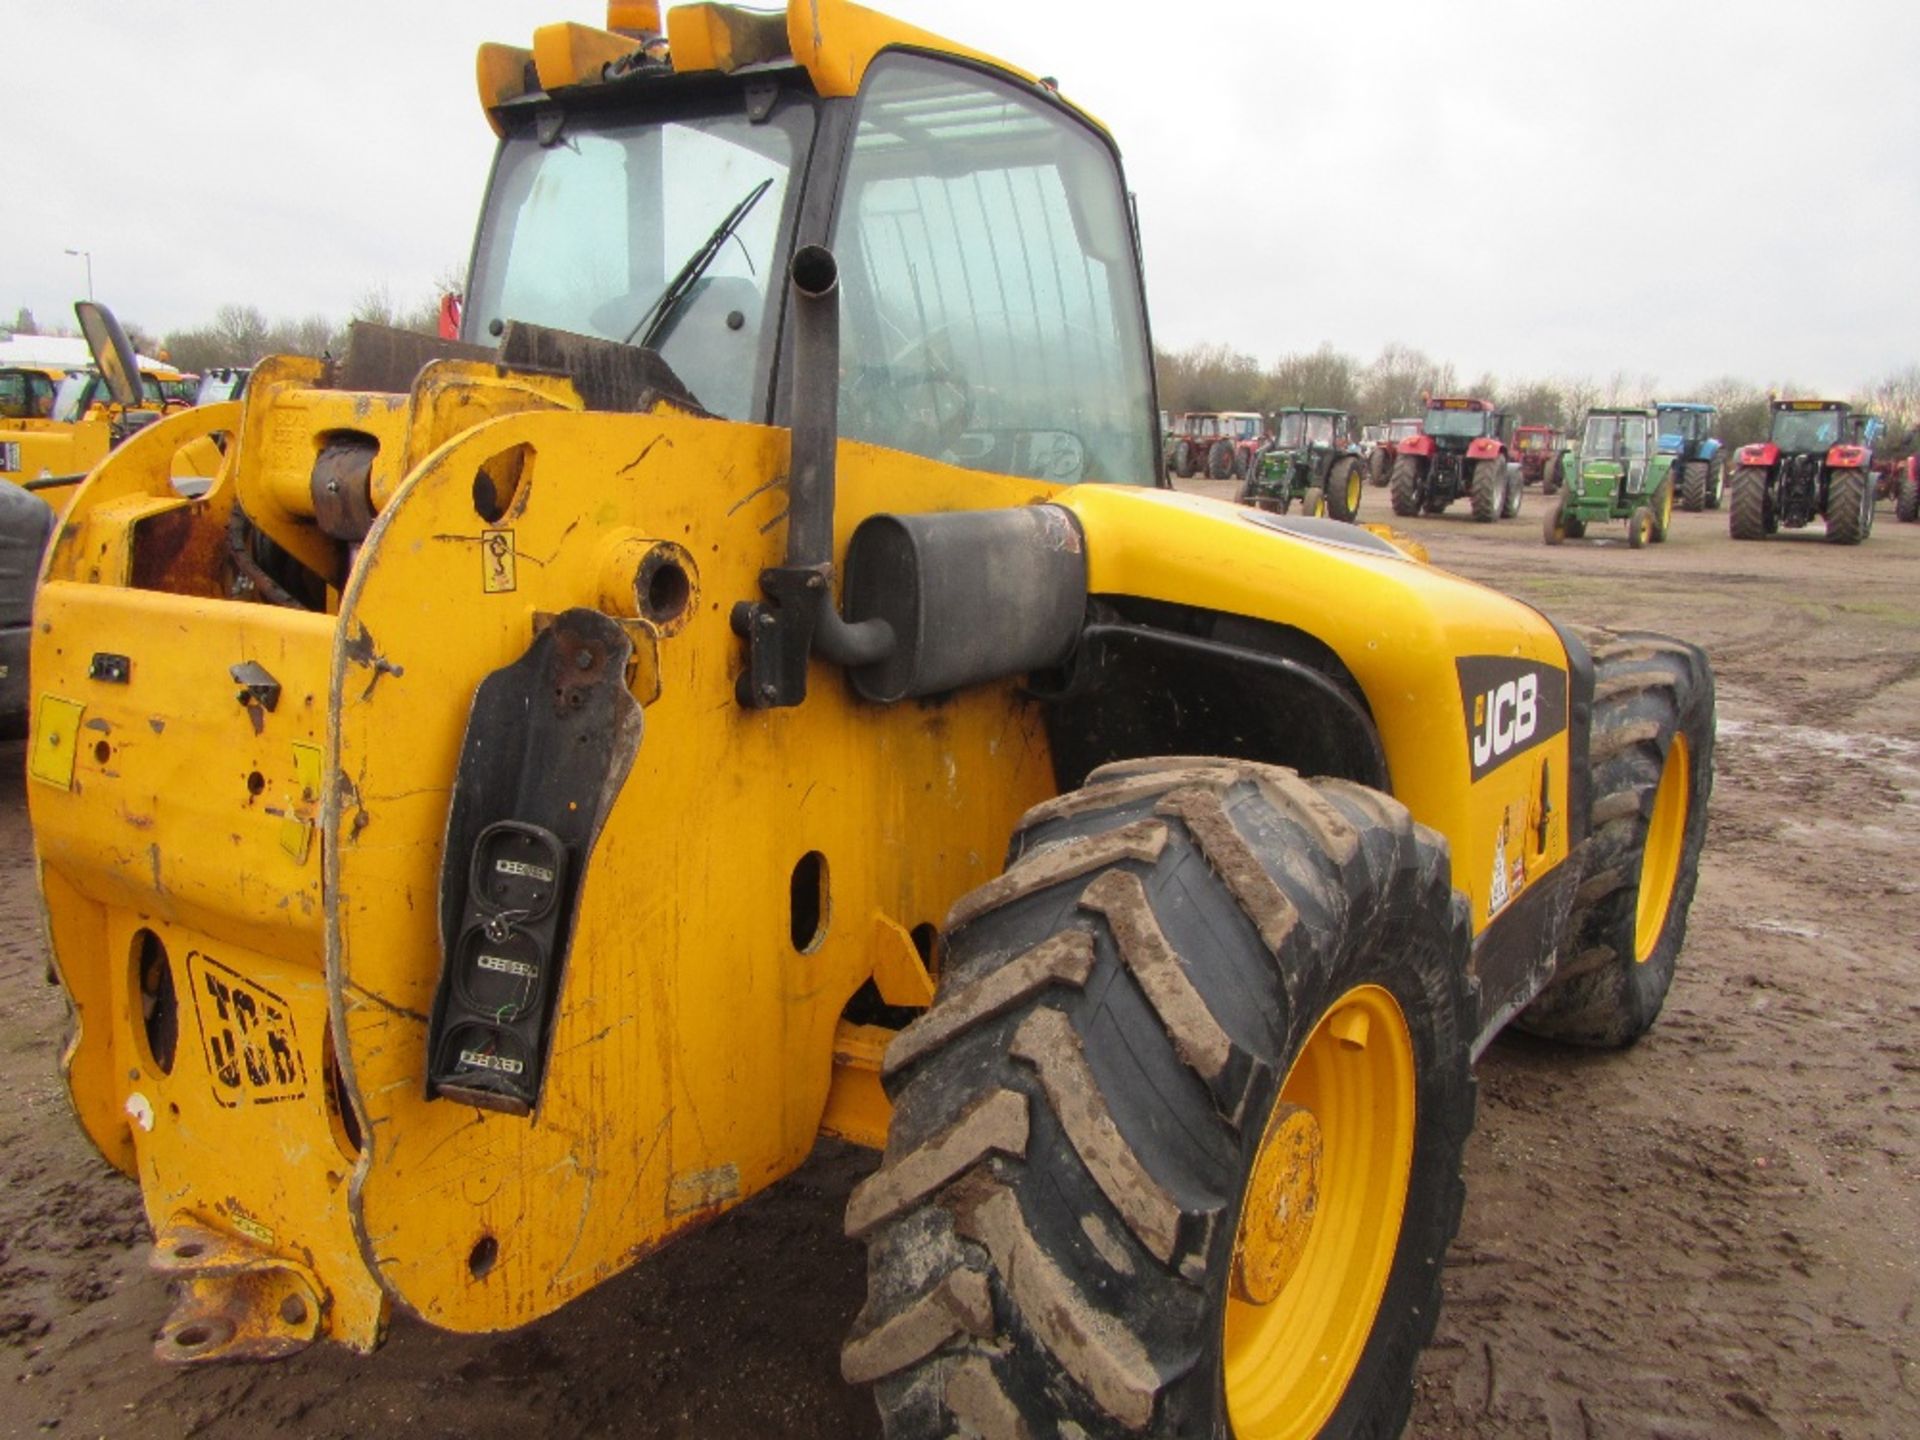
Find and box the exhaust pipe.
[731,245,892,708]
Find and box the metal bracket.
[730,565,826,710]
[230,660,281,713]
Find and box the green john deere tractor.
[1545,408,1675,548]
[1238,406,1364,521]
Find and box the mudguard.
[1738,441,1780,467]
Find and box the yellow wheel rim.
[1347,472,1362,513]
[1633,734,1690,962]
[1223,984,1416,1440]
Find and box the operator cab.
[1582,409,1652,488]
[1769,400,1845,454]
[464,41,1157,486]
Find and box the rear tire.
[1208,439,1236,481]
[1679,461,1709,512]
[1729,466,1770,540]
[1389,455,1423,517]
[847,760,1475,1439]
[1368,448,1391,487]
[1518,632,1714,1048]
[1546,452,1566,494]
[1469,459,1503,522]
[1499,467,1523,519]
[1897,471,1920,523]
[1705,457,1725,510]
[1824,468,1871,545]
[1650,479,1674,543]
[1326,457,1362,521]
[1174,440,1194,480]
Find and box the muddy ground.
[2,491,1917,1439]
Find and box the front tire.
[1326,457,1362,522]
[1209,439,1236,481]
[1825,468,1872,545]
[1174,439,1195,479]
[847,760,1476,1440]
[1679,460,1709,512]
[1368,448,1392,487]
[1729,466,1771,540]
[1897,470,1920,523]
[1469,458,1504,522]
[1499,467,1523,519]
[1518,632,1714,1047]
[1650,478,1674,543]
[1388,455,1423,517]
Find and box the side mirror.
[74,301,143,409]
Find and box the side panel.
[333,411,1059,1332]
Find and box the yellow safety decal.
[280,743,323,862]
[482,529,517,593]
[29,695,86,790]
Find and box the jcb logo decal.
[187,953,307,1107]
[1458,657,1567,781]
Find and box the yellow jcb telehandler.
[26,3,1715,1435]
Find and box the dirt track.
[3,492,1918,1439]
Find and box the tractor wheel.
[1824,469,1872,545]
[1546,452,1566,494]
[845,759,1475,1440]
[1543,488,1577,545]
[1326,457,1362,522]
[1302,485,1329,518]
[1469,459,1504,522]
[1650,480,1674,543]
[1897,471,1920,523]
[1389,455,1423,517]
[1517,631,1714,1048]
[1173,440,1194,479]
[1499,467,1523,519]
[1706,458,1726,510]
[1627,505,1652,549]
[1728,467,1771,540]
[1208,439,1236,481]
[1368,448,1392,487]
[1679,461,1710,512]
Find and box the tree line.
[7,281,454,376]
[1155,340,1920,451]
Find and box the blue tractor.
[1656,401,1725,511]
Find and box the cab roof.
[479,1,1101,134]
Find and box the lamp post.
[63,248,93,300]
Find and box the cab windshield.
[1388,419,1421,441]
[1657,408,1705,442]
[1583,414,1649,459]
[1274,413,1303,447]
[465,94,813,421]
[1770,408,1841,451]
[831,54,1156,484]
[1225,416,1261,441]
[1303,414,1335,446]
[51,374,96,423]
[1424,406,1490,439]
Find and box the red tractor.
[1729,399,1881,544]
[1875,430,1918,522]
[1169,411,1266,480]
[1366,415,1423,486]
[1513,424,1569,491]
[1389,396,1520,521]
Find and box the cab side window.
[831,54,1155,485]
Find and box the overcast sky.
[5,1,1915,393]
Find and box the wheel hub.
[1231,1103,1324,1306]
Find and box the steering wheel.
[844,326,974,456]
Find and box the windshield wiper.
[624,177,774,350]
